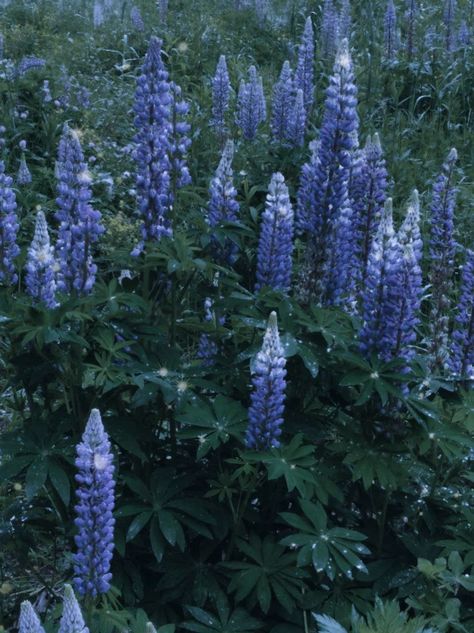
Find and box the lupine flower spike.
[256,172,294,293]
[339,0,352,39]
[25,210,58,309]
[236,65,266,141]
[17,154,32,185]
[55,125,104,294]
[384,0,398,62]
[58,585,90,633]
[18,601,46,633]
[449,250,474,380]
[133,36,173,251]
[245,311,287,450]
[443,0,457,52]
[73,409,116,598]
[0,160,20,285]
[321,0,340,59]
[429,148,458,370]
[211,55,231,137]
[295,17,315,117]
[289,89,306,148]
[169,82,191,189]
[130,6,145,31]
[271,60,294,142]
[197,297,219,367]
[405,0,418,61]
[146,624,158,633]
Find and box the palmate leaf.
[182,604,262,633]
[177,395,247,458]
[313,614,348,633]
[280,500,370,581]
[223,533,307,613]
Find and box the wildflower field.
[1,0,474,631]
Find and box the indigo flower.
[397,189,422,264]
[245,311,287,450]
[208,140,240,263]
[296,140,320,234]
[133,36,173,247]
[339,0,352,39]
[0,160,20,285]
[457,21,471,47]
[25,210,58,309]
[131,6,145,31]
[255,0,269,26]
[288,88,306,148]
[236,65,266,141]
[443,0,457,52]
[404,0,418,60]
[18,601,46,633]
[211,55,231,136]
[58,585,90,633]
[449,250,474,379]
[384,0,398,62]
[429,148,458,369]
[157,0,168,22]
[76,86,91,109]
[169,82,191,189]
[17,154,32,185]
[55,126,104,294]
[295,16,315,116]
[255,172,294,293]
[271,60,294,142]
[197,297,219,367]
[297,39,359,306]
[93,1,104,28]
[73,409,115,598]
[17,56,45,77]
[320,0,340,59]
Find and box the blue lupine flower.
[339,0,352,39]
[271,60,294,142]
[73,409,115,598]
[397,189,422,264]
[18,601,46,633]
[384,0,398,62]
[256,172,294,293]
[245,311,287,450]
[298,39,359,306]
[197,297,219,367]
[211,55,231,136]
[157,0,168,22]
[131,6,145,31]
[429,148,458,369]
[93,1,104,28]
[255,0,269,26]
[457,21,471,47]
[443,0,457,52]
[288,88,306,148]
[25,210,58,309]
[58,585,90,633]
[208,140,240,263]
[76,85,91,109]
[236,65,266,141]
[296,140,321,234]
[17,154,32,185]
[405,0,418,60]
[55,126,104,294]
[295,17,315,117]
[0,160,20,285]
[17,56,45,77]
[449,250,474,379]
[320,0,340,59]
[169,82,191,189]
[133,37,173,248]
[0,33,3,60]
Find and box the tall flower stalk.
[384,0,398,62]
[58,585,90,633]
[0,160,19,285]
[295,16,315,118]
[449,250,474,380]
[18,602,45,633]
[236,65,266,141]
[211,55,231,138]
[271,60,294,142]
[25,210,58,308]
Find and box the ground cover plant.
[0,0,473,631]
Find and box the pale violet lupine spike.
[18,601,46,633]
[58,585,90,633]
[398,189,422,262]
[25,210,58,308]
[17,154,32,185]
[146,624,158,633]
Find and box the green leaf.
[150,517,165,563]
[127,511,153,542]
[25,456,48,499]
[48,461,70,506]
[158,510,183,547]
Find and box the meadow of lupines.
[0,0,474,631]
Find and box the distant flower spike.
[17,154,32,185]
[449,250,474,379]
[211,55,231,136]
[295,17,315,116]
[58,585,90,633]
[18,601,46,633]
[25,210,58,309]
[131,6,145,31]
[271,60,294,142]
[236,65,266,141]
[384,0,398,62]
[0,160,20,285]
[405,0,418,60]
[339,0,352,39]
[245,312,287,450]
[443,0,457,52]
[321,0,340,59]
[255,172,294,293]
[197,297,219,367]
[288,89,306,148]
[169,82,192,189]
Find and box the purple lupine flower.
[58,65,72,109]
[449,250,474,379]
[58,585,90,633]
[18,601,46,633]
[169,82,191,189]
[42,79,52,103]
[429,148,458,369]
[17,154,32,185]
[255,0,269,26]
[211,55,231,137]
[339,0,352,39]
[297,39,359,306]
[133,37,173,249]
[288,88,306,148]
[256,172,294,293]
[457,21,471,47]
[236,65,266,141]
[295,16,315,117]
[384,0,398,62]
[131,6,145,31]
[0,160,20,285]
[397,189,422,264]
[245,311,287,450]
[157,0,168,22]
[352,133,388,285]
[17,56,46,77]
[271,60,294,142]
[197,297,219,367]
[404,0,418,61]
[55,126,104,295]
[76,86,91,109]
[93,0,104,28]
[25,210,58,309]
[443,0,457,52]
[73,409,115,598]
[296,139,320,234]
[320,0,340,60]
[0,33,3,60]
[208,140,240,263]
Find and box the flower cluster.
[131,6,145,31]
[58,585,90,633]
[0,160,20,285]
[18,601,46,633]
[25,210,58,309]
[211,55,231,136]
[197,297,219,367]
[321,0,340,59]
[295,16,315,117]
[169,82,192,189]
[16,56,45,77]
[449,250,474,379]
[73,409,115,598]
[236,65,266,141]
[384,0,398,62]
